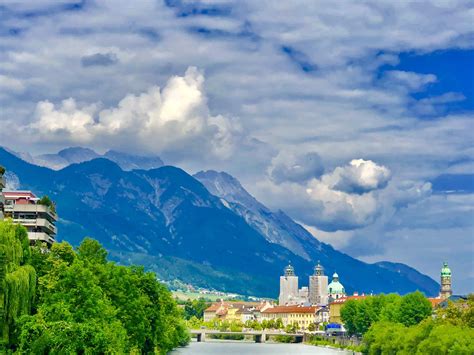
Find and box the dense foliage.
[0,221,189,354]
[340,292,474,354]
[364,319,474,354]
[0,221,36,348]
[182,298,209,320]
[341,292,431,335]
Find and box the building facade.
[2,191,58,246]
[260,305,319,329]
[203,301,272,323]
[309,262,329,305]
[439,262,452,299]
[279,264,299,305]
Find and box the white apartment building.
[2,191,58,246]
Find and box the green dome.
[328,272,345,295]
[441,262,451,277]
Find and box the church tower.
[279,263,298,305]
[439,262,452,299]
[309,261,328,305]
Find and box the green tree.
[15,237,189,354]
[340,299,359,334]
[184,298,208,320]
[397,291,432,326]
[0,221,36,349]
[275,317,284,329]
[38,195,56,213]
[417,323,474,354]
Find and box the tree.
[275,318,284,329]
[14,237,189,354]
[0,221,36,349]
[340,299,359,334]
[183,298,208,320]
[38,195,56,213]
[77,238,107,265]
[308,323,316,331]
[397,291,432,327]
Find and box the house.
[203,301,269,323]
[260,305,320,330]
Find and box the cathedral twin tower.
[279,262,345,306]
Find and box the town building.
[203,301,272,323]
[328,272,346,301]
[309,262,328,305]
[328,294,366,324]
[2,191,58,246]
[439,262,452,299]
[260,305,320,330]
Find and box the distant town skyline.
[0,1,472,292]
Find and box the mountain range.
[0,147,439,297]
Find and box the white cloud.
[323,159,391,194]
[26,67,244,160]
[383,70,437,92]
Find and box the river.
[171,340,354,354]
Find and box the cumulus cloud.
[323,159,391,194]
[269,151,324,183]
[27,67,243,160]
[259,158,432,233]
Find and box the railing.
[190,329,306,343]
[27,232,55,245]
[3,204,58,220]
[13,218,57,234]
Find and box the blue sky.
[0,0,473,293]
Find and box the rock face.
[0,147,440,297]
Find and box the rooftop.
[262,306,319,314]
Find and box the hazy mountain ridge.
[12,146,164,171]
[0,147,440,297]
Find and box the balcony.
[27,231,55,246]
[14,217,57,235]
[4,203,58,221]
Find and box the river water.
[171,340,353,354]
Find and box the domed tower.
[328,272,346,301]
[309,261,329,305]
[439,262,452,299]
[279,263,298,305]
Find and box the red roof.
[3,191,37,199]
[262,306,318,314]
[427,297,444,308]
[330,295,367,305]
